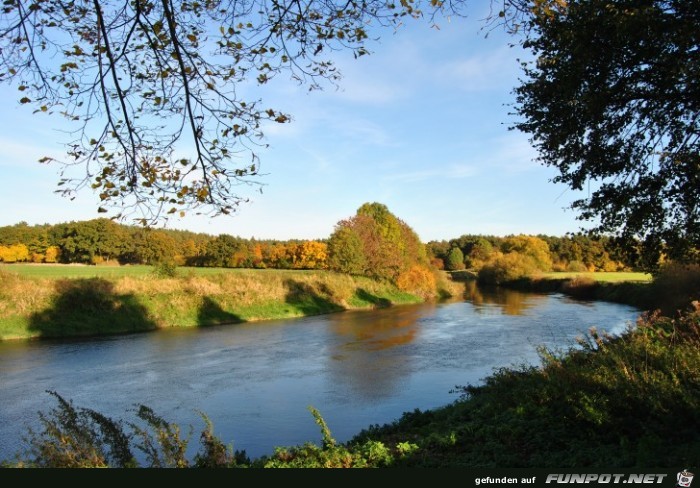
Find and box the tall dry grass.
[0,269,426,340]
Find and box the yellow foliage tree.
[44,246,61,263]
[294,241,328,269]
[0,243,30,263]
[502,235,553,272]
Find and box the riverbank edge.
[500,276,653,308]
[449,269,693,315]
[0,269,463,341]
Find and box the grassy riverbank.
[505,271,695,315]
[0,266,430,340]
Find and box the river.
[0,286,640,462]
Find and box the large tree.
[327,202,429,281]
[513,0,700,268]
[0,0,469,224]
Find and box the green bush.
[478,252,539,285]
[566,260,589,272]
[152,261,178,278]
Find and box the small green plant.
[152,261,178,278]
[194,414,248,467]
[130,405,191,468]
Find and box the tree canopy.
[513,0,700,268]
[0,0,467,224]
[327,203,434,294]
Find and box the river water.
[0,287,640,462]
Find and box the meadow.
[1,263,294,279]
[0,264,427,340]
[540,271,652,283]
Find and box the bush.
[478,252,539,285]
[396,265,437,299]
[152,261,178,278]
[566,260,589,272]
[444,247,465,271]
[650,263,700,314]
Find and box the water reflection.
[326,304,429,400]
[329,305,426,350]
[463,281,546,316]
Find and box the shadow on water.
[354,288,392,308]
[197,296,242,326]
[29,278,158,338]
[283,279,345,315]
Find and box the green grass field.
[1,264,653,283]
[0,263,311,279]
[541,271,652,283]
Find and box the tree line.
[0,219,328,270]
[427,233,636,285]
[1,203,636,280]
[0,203,444,297]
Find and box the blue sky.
[0,8,588,242]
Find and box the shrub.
[478,252,539,285]
[152,261,178,278]
[396,265,437,299]
[566,260,589,272]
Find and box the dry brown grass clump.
[0,271,54,315]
